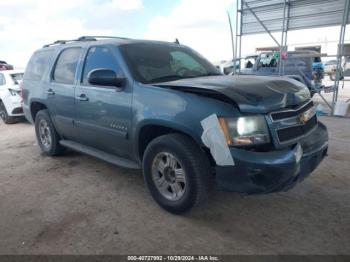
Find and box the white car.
[0,70,24,124]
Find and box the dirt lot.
[0,116,349,255]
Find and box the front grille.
[271,101,314,121]
[277,115,317,142]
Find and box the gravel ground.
[0,116,349,255]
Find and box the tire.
[143,133,211,214]
[0,101,16,124]
[35,109,65,156]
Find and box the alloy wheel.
[38,119,52,150]
[151,152,187,201]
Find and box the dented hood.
[154,75,310,113]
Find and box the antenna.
[227,11,235,74]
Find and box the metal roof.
[241,0,350,35]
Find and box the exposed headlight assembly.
[218,116,270,146]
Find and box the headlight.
[218,116,270,146]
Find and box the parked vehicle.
[214,55,257,75]
[324,57,350,80]
[0,70,24,124]
[240,51,322,95]
[215,60,239,75]
[22,36,328,214]
[239,54,258,74]
[0,60,14,71]
[324,60,338,76]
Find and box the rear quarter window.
[52,47,81,85]
[24,50,54,81]
[0,73,5,85]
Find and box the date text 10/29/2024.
[127,256,220,261]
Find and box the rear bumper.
[2,96,24,117]
[216,122,328,194]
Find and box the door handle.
[76,94,89,101]
[45,89,55,95]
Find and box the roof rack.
[43,36,129,48]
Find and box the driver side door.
[74,46,133,158]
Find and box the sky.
[0,0,349,69]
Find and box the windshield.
[120,43,221,84]
[10,73,24,84]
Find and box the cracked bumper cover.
[215,122,328,193]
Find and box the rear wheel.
[0,101,16,124]
[143,133,211,214]
[35,109,65,156]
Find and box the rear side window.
[0,74,5,85]
[82,46,120,85]
[24,50,53,81]
[53,47,81,85]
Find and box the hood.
[153,75,310,113]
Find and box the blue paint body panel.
[22,38,329,194]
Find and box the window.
[53,47,81,84]
[82,46,120,85]
[170,51,206,74]
[243,57,256,69]
[0,74,5,85]
[259,53,278,68]
[10,73,24,85]
[120,43,220,84]
[24,50,53,81]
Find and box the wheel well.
[30,102,47,121]
[138,125,215,166]
[138,125,175,160]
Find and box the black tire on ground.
[142,133,211,214]
[0,101,16,124]
[35,109,65,156]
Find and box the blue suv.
[22,36,328,214]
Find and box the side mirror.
[88,69,125,88]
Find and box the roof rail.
[43,39,76,48]
[78,36,129,41]
[43,35,129,48]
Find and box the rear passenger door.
[74,45,133,158]
[48,47,82,139]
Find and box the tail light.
[19,81,24,105]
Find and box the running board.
[59,140,140,169]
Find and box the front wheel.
[143,133,211,214]
[35,109,65,156]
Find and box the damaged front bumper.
[215,122,328,193]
